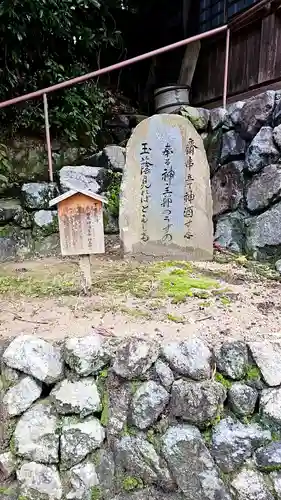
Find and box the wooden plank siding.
[191,9,281,106]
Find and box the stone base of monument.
[119,114,213,261]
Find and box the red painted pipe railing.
[0,24,229,181]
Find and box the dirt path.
[1,239,281,346]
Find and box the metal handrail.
[0,25,230,181]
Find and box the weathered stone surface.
[276,259,281,273]
[228,383,258,416]
[273,124,281,149]
[245,201,281,259]
[231,468,274,500]
[211,161,244,216]
[95,449,115,492]
[162,424,231,500]
[245,127,280,173]
[0,450,17,479]
[112,338,159,380]
[131,381,170,430]
[13,207,33,228]
[33,232,60,256]
[114,435,174,491]
[255,441,281,471]
[0,199,21,224]
[14,401,59,464]
[162,338,212,380]
[59,165,101,193]
[111,488,185,500]
[227,100,246,127]
[249,342,281,386]
[221,130,246,164]
[3,376,42,417]
[61,417,105,469]
[63,461,99,500]
[274,98,281,126]
[210,107,228,130]
[33,210,58,235]
[205,128,223,176]
[170,379,226,427]
[154,359,174,389]
[64,334,112,376]
[106,374,131,437]
[99,145,126,172]
[3,335,64,384]
[214,210,246,253]
[0,364,20,389]
[237,90,276,140]
[211,417,271,473]
[17,462,62,500]
[21,182,59,209]
[270,471,281,498]
[50,378,101,417]
[260,387,281,426]
[246,165,281,212]
[214,341,248,379]
[120,114,213,261]
[181,106,210,131]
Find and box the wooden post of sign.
[49,188,108,294]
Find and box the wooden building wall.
[191,7,281,107]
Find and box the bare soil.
[1,237,281,346]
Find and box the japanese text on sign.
[161,143,175,243]
[140,142,152,242]
[184,138,195,241]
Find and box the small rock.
[245,200,281,258]
[214,210,246,253]
[228,100,246,126]
[214,341,248,379]
[0,199,21,224]
[231,468,274,500]
[17,462,62,500]
[237,90,276,140]
[246,165,281,212]
[112,338,159,380]
[154,359,174,389]
[61,417,105,469]
[181,106,210,131]
[3,376,42,417]
[255,441,281,471]
[106,374,131,437]
[273,124,281,149]
[0,450,17,479]
[63,461,99,500]
[260,387,281,426]
[3,335,64,384]
[50,378,101,417]
[228,383,258,416]
[33,210,58,235]
[220,130,246,164]
[114,435,174,491]
[59,165,101,193]
[21,182,59,209]
[162,424,231,500]
[131,381,170,430]
[211,161,244,216]
[275,259,281,273]
[64,334,112,376]
[170,379,226,427]
[211,417,271,473]
[14,401,59,464]
[162,338,212,380]
[95,449,115,492]
[245,126,280,173]
[210,107,228,130]
[248,342,281,386]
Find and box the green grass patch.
[215,373,232,390]
[167,313,185,323]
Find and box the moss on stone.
[100,390,109,427]
[122,476,144,491]
[215,373,232,390]
[245,365,261,382]
[130,380,141,395]
[120,424,138,437]
[203,428,212,444]
[91,486,102,500]
[9,434,16,454]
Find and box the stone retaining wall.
[1,334,281,499]
[182,90,281,260]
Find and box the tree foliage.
[0,0,128,145]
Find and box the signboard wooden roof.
[49,188,108,207]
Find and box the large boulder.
[214,341,249,380]
[50,378,101,417]
[246,165,281,212]
[228,383,258,416]
[21,182,59,209]
[59,165,102,193]
[3,335,64,384]
[245,201,281,259]
[131,381,170,429]
[112,338,159,380]
[63,461,99,500]
[2,376,42,417]
[64,334,113,376]
[17,462,62,500]
[245,127,280,173]
[214,210,246,253]
[170,379,226,427]
[248,342,281,386]
[97,145,126,172]
[260,387,281,426]
[14,401,59,464]
[254,441,281,471]
[180,106,210,131]
[33,210,58,236]
[211,161,244,216]
[210,107,228,130]
[114,435,174,491]
[211,417,271,472]
[0,199,21,224]
[162,424,231,499]
[236,90,275,140]
[162,338,212,380]
[231,468,274,500]
[220,130,246,164]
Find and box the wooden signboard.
[49,189,108,290]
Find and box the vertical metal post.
[43,93,53,182]
[223,28,230,109]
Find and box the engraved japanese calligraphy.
[140,142,152,243]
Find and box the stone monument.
[119,114,213,260]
